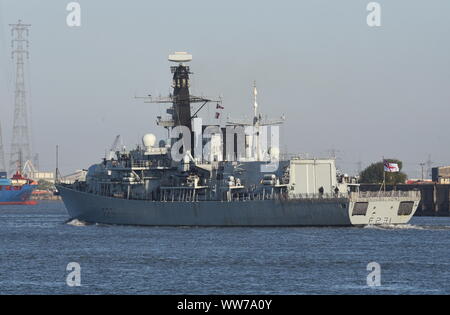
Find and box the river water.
[0,201,449,294]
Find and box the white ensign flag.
[384,161,400,173]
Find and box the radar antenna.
[227,82,285,161]
[227,82,285,127]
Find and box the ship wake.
[65,218,90,227]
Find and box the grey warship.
[57,52,420,226]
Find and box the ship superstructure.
[57,53,420,226]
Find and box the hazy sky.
[0,0,449,177]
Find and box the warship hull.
[57,185,419,227]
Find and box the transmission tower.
[9,20,32,174]
[419,162,426,181]
[0,121,5,172]
[356,160,363,175]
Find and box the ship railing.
[350,190,421,200]
[289,193,348,200]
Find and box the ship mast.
[140,52,221,152]
[253,81,258,120]
[170,53,193,130]
[253,82,260,160]
[227,82,285,161]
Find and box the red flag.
[216,103,224,110]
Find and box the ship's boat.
[57,52,420,226]
[0,171,38,205]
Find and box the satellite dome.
[142,133,156,149]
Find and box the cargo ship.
[57,52,420,226]
[0,171,38,205]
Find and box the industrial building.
[432,166,450,184]
[358,165,450,216]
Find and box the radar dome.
[142,133,156,150]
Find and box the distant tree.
[37,180,55,191]
[359,159,407,184]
